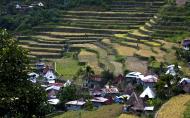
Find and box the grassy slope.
[53,104,122,118]
[118,114,139,118]
[156,94,190,118]
[55,58,81,79]
[184,100,190,118]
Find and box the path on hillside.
[155,94,190,118]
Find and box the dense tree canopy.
[0,29,48,117]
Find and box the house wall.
[66,105,83,111]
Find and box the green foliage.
[155,71,183,99]
[84,100,94,111]
[176,48,190,62]
[101,70,114,86]
[0,29,48,117]
[58,85,78,104]
[166,32,190,43]
[184,101,190,118]
[0,8,60,33]
[114,55,125,64]
[147,98,163,107]
[124,69,130,76]
[65,0,111,9]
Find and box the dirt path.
[155,94,190,118]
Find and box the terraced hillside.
[151,4,190,41]
[18,0,166,76]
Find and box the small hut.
[127,92,144,112]
[182,39,190,50]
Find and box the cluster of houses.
[27,61,190,114]
[28,62,71,105]
[15,2,44,12]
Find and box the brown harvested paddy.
[136,50,156,57]
[113,44,137,56]
[72,44,107,58]
[126,57,148,74]
[30,51,60,55]
[53,104,122,118]
[78,49,102,74]
[101,38,112,45]
[156,94,190,118]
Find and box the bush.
[84,100,94,111]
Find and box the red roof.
[90,75,102,82]
[49,83,64,87]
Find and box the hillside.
[156,94,190,118]
[18,0,169,77]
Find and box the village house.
[126,92,144,113]
[48,99,60,105]
[65,100,86,111]
[101,85,119,97]
[182,39,190,50]
[36,61,45,71]
[28,72,39,83]
[125,72,144,84]
[140,75,158,88]
[90,97,109,108]
[165,64,182,76]
[31,2,44,7]
[140,86,156,99]
[179,78,190,93]
[176,0,187,6]
[43,66,57,83]
[84,75,102,89]
[46,85,61,99]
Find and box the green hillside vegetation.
[151,2,190,42]
[53,104,122,118]
[55,58,82,80]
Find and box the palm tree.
[85,66,94,80]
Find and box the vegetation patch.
[53,104,122,118]
[119,114,139,118]
[55,58,81,79]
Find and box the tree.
[101,70,114,86]
[58,84,78,104]
[85,65,94,80]
[84,100,93,111]
[0,29,47,117]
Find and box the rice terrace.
[1,0,190,117]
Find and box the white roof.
[38,2,44,6]
[46,86,60,91]
[180,78,190,83]
[48,79,55,84]
[128,72,142,76]
[66,101,86,106]
[167,65,181,69]
[140,86,156,98]
[140,75,158,83]
[90,97,108,103]
[44,70,56,80]
[28,72,39,78]
[48,99,60,105]
[64,80,71,87]
[144,106,154,111]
